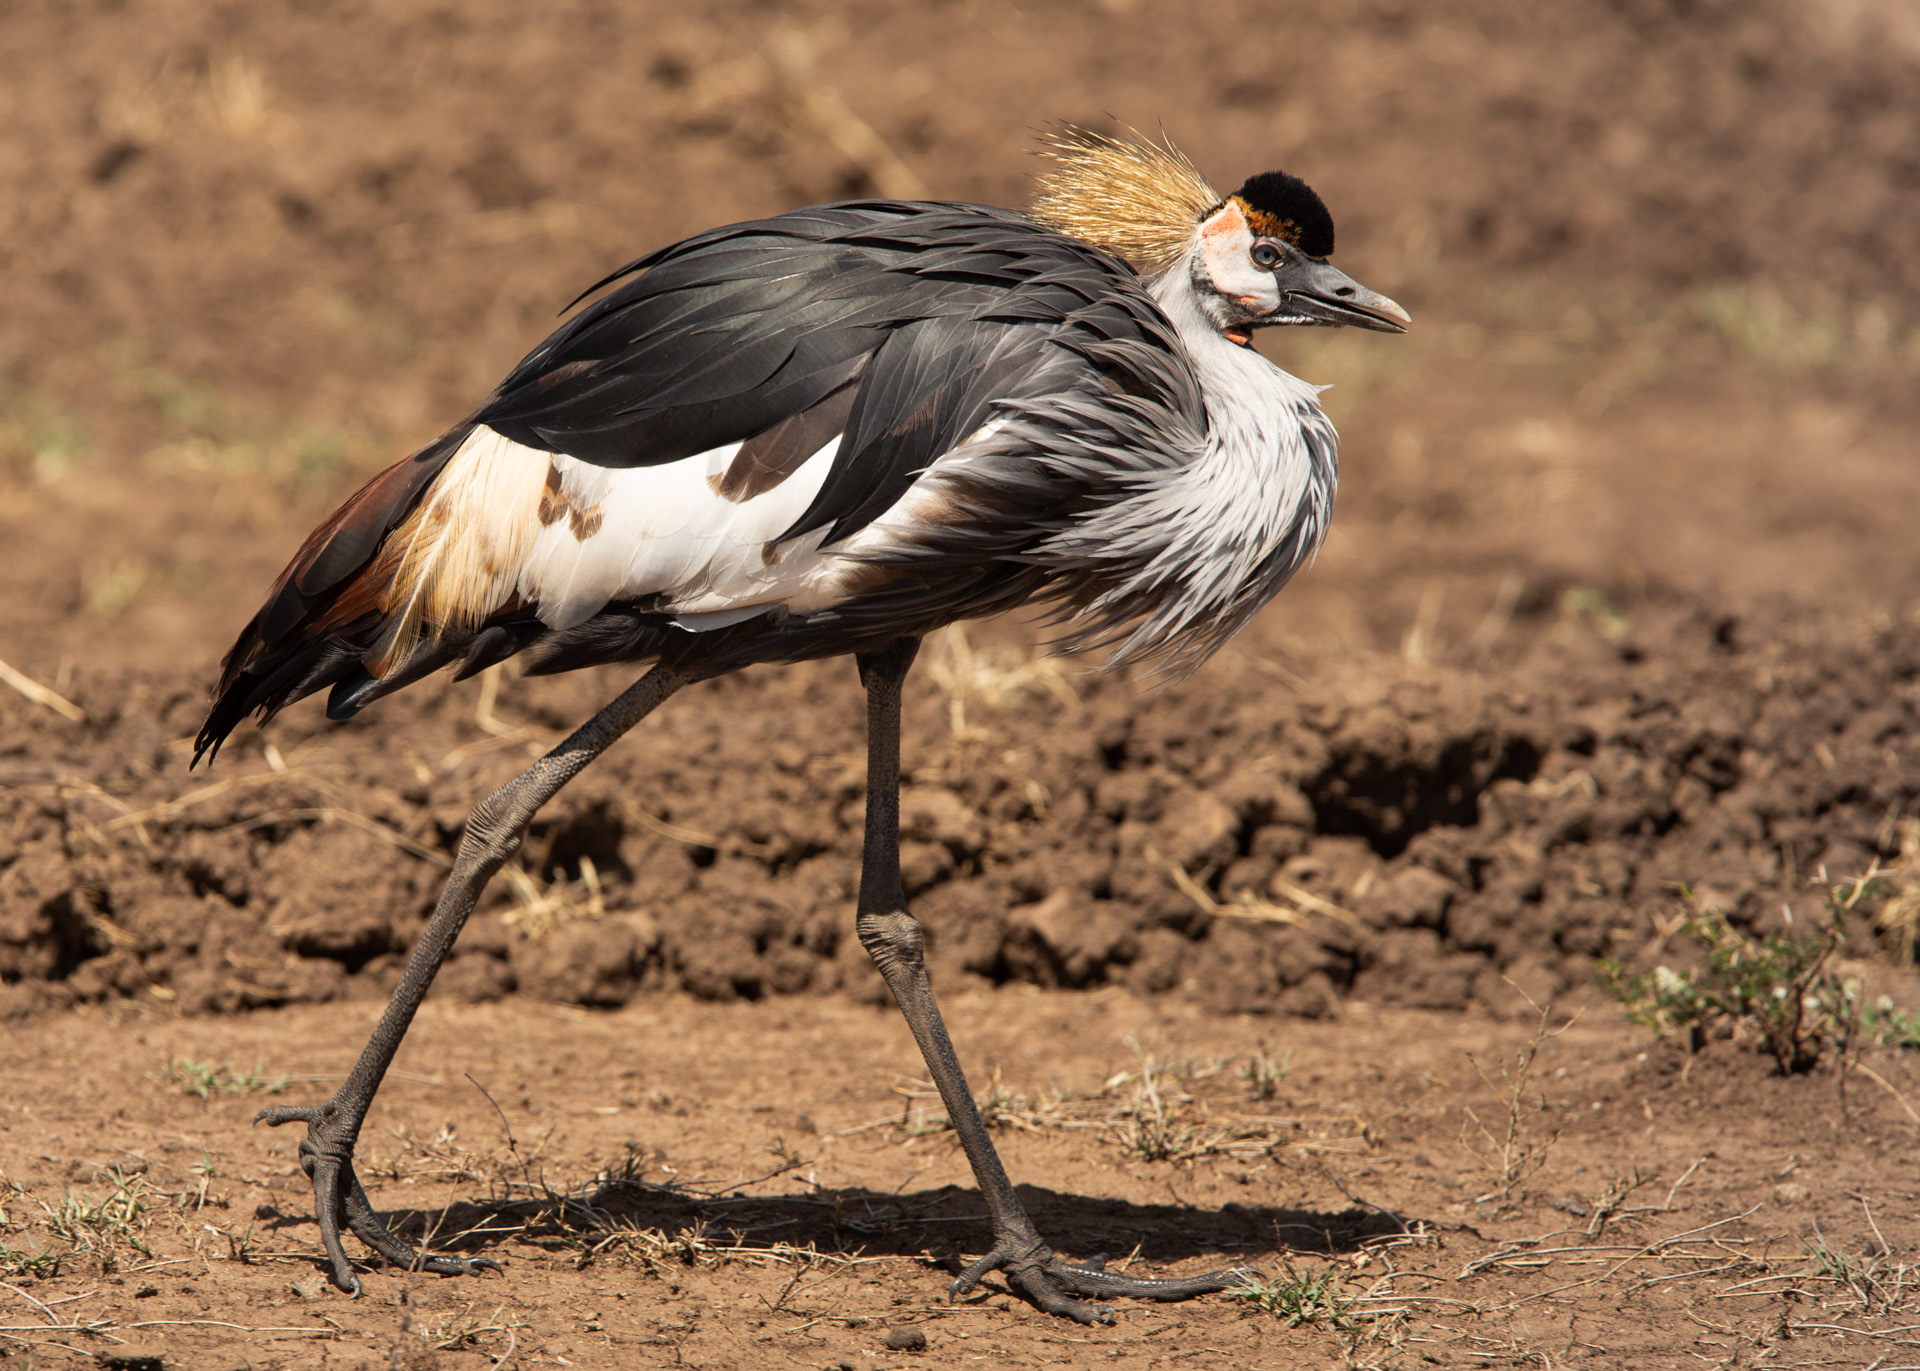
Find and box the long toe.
[1008,1264,1114,1325]
[1047,1258,1265,1303]
[256,1102,331,1129]
[259,1095,504,1294]
[342,1167,502,1279]
[1009,1257,1261,1323]
[954,1235,1256,1322]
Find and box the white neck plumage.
[1019,258,1340,677]
[1111,262,1337,667]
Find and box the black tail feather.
[326,635,470,719]
[453,618,549,681]
[196,613,517,765]
[193,619,384,766]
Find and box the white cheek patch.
[1197,202,1279,312]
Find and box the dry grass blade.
[1267,878,1359,926]
[501,856,604,941]
[923,622,1079,739]
[223,805,451,865]
[0,655,85,723]
[439,664,559,768]
[102,767,332,831]
[1493,1206,1766,1310]
[629,807,722,848]
[0,1279,82,1329]
[1851,1058,1920,1125]
[1150,846,1354,928]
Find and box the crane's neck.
[952,251,1339,677]
[1147,265,1335,474]
[1090,265,1337,670]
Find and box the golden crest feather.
[1028,127,1221,274]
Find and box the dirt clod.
[95,1348,167,1371]
[4,2,1920,1368]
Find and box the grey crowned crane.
[196,131,1408,1324]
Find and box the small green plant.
[1559,586,1631,642]
[1808,1234,1861,1285]
[1120,1075,1185,1161]
[1696,282,1869,374]
[1115,1048,1214,1163]
[1861,996,1920,1050]
[1228,1265,1355,1328]
[974,1080,1027,1130]
[1596,890,1920,1074]
[0,381,87,481]
[1460,999,1573,1204]
[38,1169,154,1268]
[156,1056,288,1100]
[1800,1228,1898,1310]
[0,1238,61,1278]
[1240,1045,1291,1102]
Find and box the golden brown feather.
[1028,127,1221,274]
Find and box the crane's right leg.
[852,642,1259,1323]
[258,665,687,1294]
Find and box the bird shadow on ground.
[272,1179,1414,1284]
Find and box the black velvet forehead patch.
[1230,171,1335,259]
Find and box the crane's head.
[1030,129,1409,342]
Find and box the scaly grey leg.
[852,640,1259,1324]
[259,665,687,1293]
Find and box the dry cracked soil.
[5,2,1920,1368]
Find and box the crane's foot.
[951,1234,1262,1325]
[258,1102,501,1295]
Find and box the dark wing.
[198,201,1188,761]
[478,203,1152,545]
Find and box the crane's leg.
[258,665,687,1294]
[853,641,1259,1325]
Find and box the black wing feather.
[472,202,1167,553]
[198,198,1199,761]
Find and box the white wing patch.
[516,429,849,628]
[373,417,1008,673]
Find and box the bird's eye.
[1251,242,1282,267]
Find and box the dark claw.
[257,1097,498,1292]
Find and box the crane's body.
[201,198,1353,746]
[198,133,1406,1324]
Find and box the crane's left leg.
[258,665,688,1293]
[853,640,1259,1325]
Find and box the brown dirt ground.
[5,1,1920,1367]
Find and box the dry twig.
[0,655,84,723]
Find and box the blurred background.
[4,0,1917,675]
[2,0,1920,1019]
[6,14,1920,1354]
